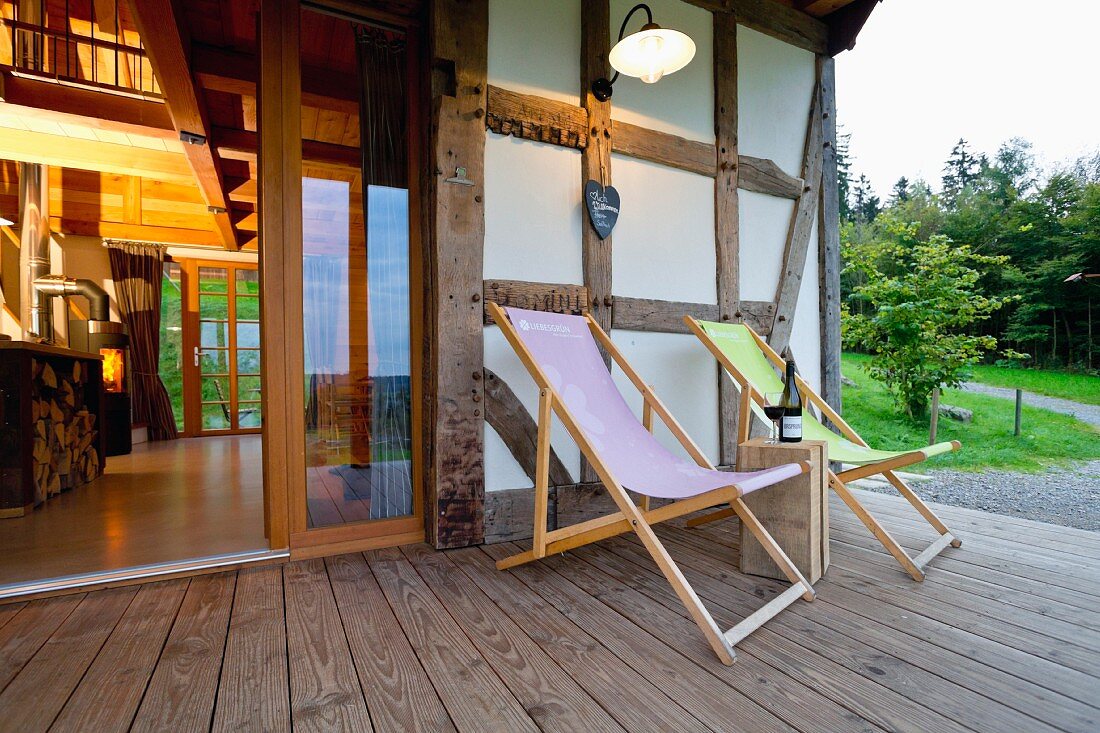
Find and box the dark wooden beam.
[484,86,802,198]
[192,44,360,116]
[483,368,571,487]
[580,1,614,336]
[129,0,237,249]
[485,85,587,149]
[817,57,842,414]
[428,0,488,549]
[714,10,740,466]
[739,155,803,199]
[482,279,588,324]
[728,0,828,54]
[0,72,175,139]
[770,64,825,353]
[612,297,719,334]
[610,120,714,177]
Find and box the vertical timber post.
[580,0,613,481]
[714,11,740,466]
[818,56,842,419]
[428,0,488,548]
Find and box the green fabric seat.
[694,320,957,466]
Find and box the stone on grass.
[841,375,859,388]
[938,404,972,423]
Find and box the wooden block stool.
[736,437,829,583]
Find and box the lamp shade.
[609,25,695,84]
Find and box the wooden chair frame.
[488,302,815,666]
[684,316,961,582]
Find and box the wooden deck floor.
[0,489,1097,732]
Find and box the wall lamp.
[591,3,696,102]
[0,216,13,227]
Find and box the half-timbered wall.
[482,0,822,494]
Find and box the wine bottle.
[779,359,802,442]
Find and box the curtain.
[303,255,344,428]
[107,241,178,441]
[356,26,407,190]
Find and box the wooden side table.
[736,437,829,583]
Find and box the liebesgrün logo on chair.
[519,318,572,335]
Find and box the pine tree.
[941,138,982,204]
[852,174,881,223]
[835,128,854,222]
[889,176,910,205]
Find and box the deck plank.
[212,566,290,733]
[402,544,625,733]
[0,586,136,731]
[283,558,373,732]
[549,539,967,733]
[602,531,1068,733]
[325,553,456,733]
[488,542,881,733]
[0,595,84,693]
[365,546,539,733]
[448,546,726,733]
[0,604,26,633]
[51,579,189,733]
[130,573,237,733]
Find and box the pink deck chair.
[490,303,817,665]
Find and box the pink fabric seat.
[505,307,804,499]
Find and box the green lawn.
[840,353,1100,473]
[967,363,1100,406]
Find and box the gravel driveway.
[858,461,1100,531]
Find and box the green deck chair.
[685,317,961,581]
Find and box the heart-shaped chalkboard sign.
[585,180,620,240]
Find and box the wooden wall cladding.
[428,0,489,549]
[485,86,587,149]
[482,280,589,324]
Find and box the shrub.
[842,216,1018,417]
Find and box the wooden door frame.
[179,258,262,438]
[259,0,427,556]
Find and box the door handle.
[194,346,201,367]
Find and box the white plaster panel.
[484,134,584,284]
[609,330,719,465]
[609,0,713,142]
[484,422,532,492]
[610,154,716,304]
[488,0,580,105]
[737,25,815,175]
[737,189,793,301]
[789,218,822,394]
[483,325,581,491]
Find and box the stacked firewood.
[29,358,100,505]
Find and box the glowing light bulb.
[638,33,665,84]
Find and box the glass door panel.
[183,261,262,435]
[300,6,417,530]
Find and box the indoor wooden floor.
[0,436,268,589]
[0,490,1097,732]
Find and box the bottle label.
[781,415,802,440]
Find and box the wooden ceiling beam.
[127,0,239,250]
[0,72,176,139]
[51,218,223,246]
[192,44,359,115]
[212,126,360,169]
[0,125,195,180]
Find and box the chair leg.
[828,472,925,581]
[628,516,738,665]
[881,470,962,548]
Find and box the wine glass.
[763,392,784,444]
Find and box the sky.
[835,0,1100,199]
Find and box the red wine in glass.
[763,392,783,444]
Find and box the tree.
[842,216,1017,416]
[889,176,910,205]
[852,173,881,223]
[836,128,854,222]
[941,138,982,205]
